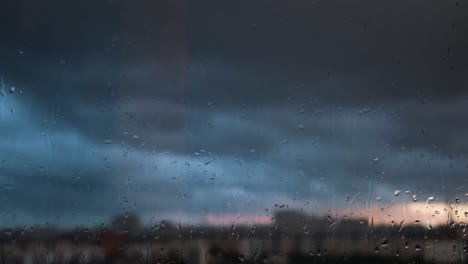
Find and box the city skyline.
[0,0,467,230]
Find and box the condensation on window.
[0,0,467,263]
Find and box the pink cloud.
[203,214,272,226]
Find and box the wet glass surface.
[1,0,468,263]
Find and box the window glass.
[0,0,467,263]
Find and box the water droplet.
[394,190,401,196]
[415,245,421,251]
[456,198,460,203]
[251,224,257,234]
[373,157,379,163]
[2,184,15,190]
[297,124,305,130]
[104,139,112,144]
[3,228,12,236]
[358,108,372,115]
[412,195,419,202]
[374,246,379,253]
[381,240,389,247]
[8,86,15,93]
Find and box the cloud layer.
[0,0,467,228]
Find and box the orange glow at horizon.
[200,202,468,228]
[344,202,468,227]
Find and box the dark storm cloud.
[384,98,468,154]
[2,0,467,105]
[2,83,468,226]
[0,0,468,226]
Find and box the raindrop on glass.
[381,240,389,247]
[3,229,12,236]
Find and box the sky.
[0,0,467,228]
